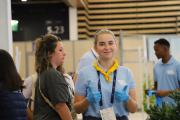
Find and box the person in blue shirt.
[74,29,137,120]
[77,47,98,72]
[153,38,180,106]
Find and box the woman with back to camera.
[33,34,72,120]
[0,49,27,120]
[74,29,137,120]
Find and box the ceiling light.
[21,0,27,2]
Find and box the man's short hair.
[154,38,170,48]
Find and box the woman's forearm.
[55,103,72,120]
[74,96,89,114]
[126,96,138,113]
[126,89,137,113]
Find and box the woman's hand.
[86,86,101,104]
[115,85,129,102]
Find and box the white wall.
[147,35,180,61]
[0,0,13,55]
[69,7,78,41]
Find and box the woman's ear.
[48,52,53,59]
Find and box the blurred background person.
[0,49,27,120]
[22,39,41,119]
[153,38,180,106]
[77,47,98,72]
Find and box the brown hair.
[0,49,23,91]
[35,34,61,73]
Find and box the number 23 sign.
[45,20,65,35]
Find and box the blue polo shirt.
[77,48,98,72]
[153,56,180,105]
[75,65,136,117]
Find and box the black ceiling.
[11,0,64,4]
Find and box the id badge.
[100,107,116,120]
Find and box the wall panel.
[78,0,180,40]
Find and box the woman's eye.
[109,41,114,45]
[109,42,114,45]
[99,44,104,46]
[99,42,105,46]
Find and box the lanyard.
[97,70,117,106]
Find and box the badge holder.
[100,107,116,120]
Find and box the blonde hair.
[94,29,116,45]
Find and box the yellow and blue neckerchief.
[93,59,119,82]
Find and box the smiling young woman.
[74,29,137,120]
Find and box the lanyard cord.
[97,70,117,106]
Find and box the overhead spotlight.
[21,0,27,2]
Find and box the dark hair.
[0,49,22,91]
[56,65,65,74]
[35,34,61,73]
[154,38,170,48]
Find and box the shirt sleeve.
[23,76,33,99]
[77,57,91,72]
[45,70,70,106]
[75,69,88,96]
[153,66,157,82]
[177,63,180,88]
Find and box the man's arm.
[155,80,180,97]
[155,81,172,97]
[156,90,172,97]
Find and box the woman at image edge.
[0,49,27,120]
[74,29,137,120]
